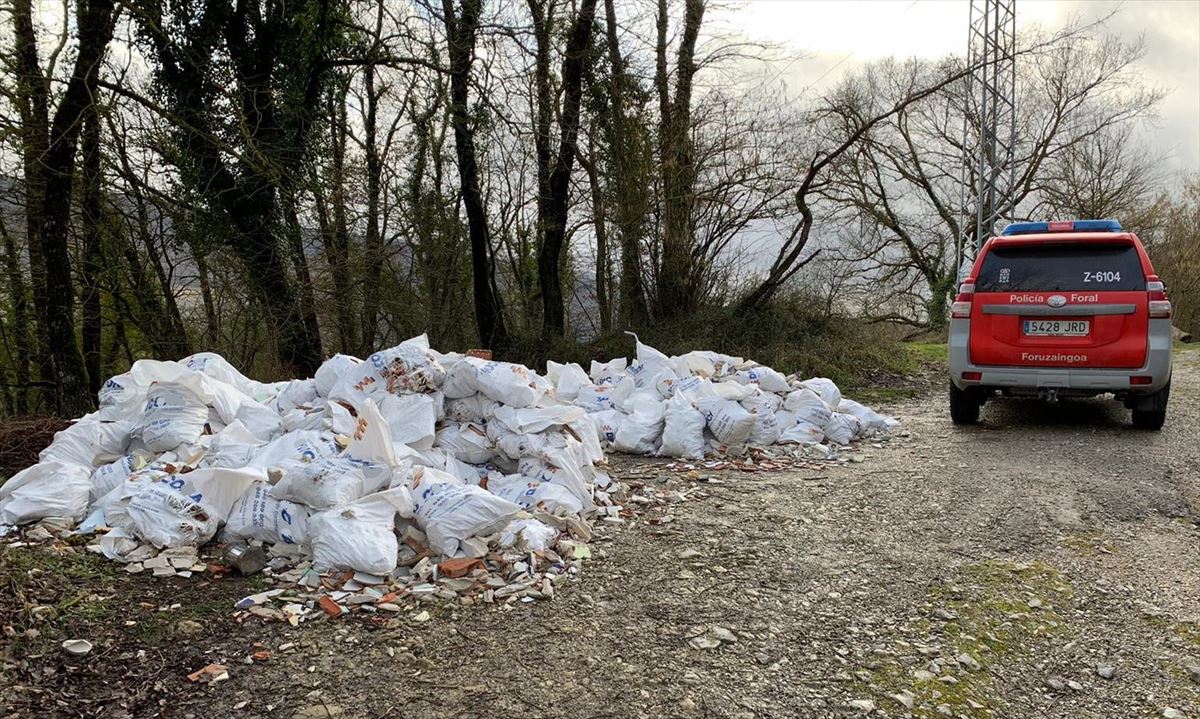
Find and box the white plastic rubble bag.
[281,406,326,433]
[735,366,792,394]
[233,400,283,441]
[271,456,393,510]
[626,337,673,388]
[39,418,133,467]
[517,454,594,508]
[741,389,783,414]
[487,422,572,466]
[589,357,627,385]
[591,409,623,446]
[269,379,318,413]
[324,400,356,436]
[566,414,605,466]
[181,352,260,396]
[314,354,361,397]
[498,517,558,551]
[223,482,310,546]
[487,474,586,515]
[655,369,700,399]
[246,430,340,471]
[410,466,521,556]
[776,410,825,444]
[823,412,863,446]
[800,377,842,410]
[492,405,586,434]
[96,371,151,421]
[572,383,616,413]
[744,396,782,446]
[0,460,92,525]
[545,361,590,402]
[611,392,666,455]
[434,423,493,464]
[443,394,501,423]
[377,393,438,450]
[609,376,640,411]
[308,487,413,575]
[659,392,707,459]
[411,449,486,485]
[837,399,899,431]
[440,355,484,399]
[99,371,137,408]
[694,396,755,445]
[201,420,266,469]
[90,453,149,502]
[123,467,261,547]
[136,380,210,452]
[342,399,404,471]
[474,360,546,408]
[329,335,445,408]
[785,388,834,427]
[674,350,743,379]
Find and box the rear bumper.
[949,318,1173,394]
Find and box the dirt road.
[3,351,1198,719]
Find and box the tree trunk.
[603,0,649,327]
[11,0,55,402]
[324,80,360,354]
[532,0,599,339]
[585,143,612,332]
[443,0,510,351]
[194,248,220,348]
[11,0,116,416]
[281,183,323,361]
[360,61,383,355]
[655,0,704,320]
[0,214,33,415]
[80,104,104,398]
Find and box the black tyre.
[1131,382,1169,430]
[950,383,981,425]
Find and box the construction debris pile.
[559,337,897,459]
[0,335,894,620]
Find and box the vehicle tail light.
[1129,376,1152,386]
[1147,276,1171,318]
[962,371,982,381]
[951,280,975,319]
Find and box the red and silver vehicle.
[949,219,1173,429]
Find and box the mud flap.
[1129,382,1170,412]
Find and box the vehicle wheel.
[950,383,981,425]
[1131,383,1170,430]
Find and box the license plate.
[1023,319,1090,336]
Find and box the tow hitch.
[1039,388,1060,403]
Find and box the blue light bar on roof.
[1000,219,1123,236]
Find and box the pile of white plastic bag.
[550,336,897,461]
[0,334,895,605]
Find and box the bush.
[509,294,911,389]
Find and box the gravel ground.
[3,350,1198,719]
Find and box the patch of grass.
[906,342,950,367]
[1061,530,1115,556]
[856,560,1076,718]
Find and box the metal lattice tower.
[957,0,1017,278]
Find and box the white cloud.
[720,0,1200,175]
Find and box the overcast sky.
[726,0,1200,176]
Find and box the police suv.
[949,219,1173,429]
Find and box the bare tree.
[10,0,117,413]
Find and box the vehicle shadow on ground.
[976,396,1134,429]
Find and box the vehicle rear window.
[976,244,1146,292]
